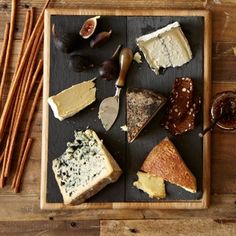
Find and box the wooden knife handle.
[116,48,133,88]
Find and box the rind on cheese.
[52,129,122,205]
[136,22,192,74]
[48,79,96,121]
[141,137,197,193]
[133,171,166,199]
[127,88,166,143]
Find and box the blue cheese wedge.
[136,22,192,74]
[52,129,122,205]
[48,79,96,121]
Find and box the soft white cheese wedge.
[48,79,96,121]
[136,22,192,74]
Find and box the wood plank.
[100,219,236,236]
[213,81,236,94]
[0,220,99,236]
[212,132,236,194]
[210,4,236,42]
[0,194,235,221]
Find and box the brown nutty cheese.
[141,137,197,193]
[127,88,166,143]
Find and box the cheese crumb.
[133,52,142,63]
[120,125,128,132]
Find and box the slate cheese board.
[41,9,212,209]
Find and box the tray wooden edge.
[40,8,212,210]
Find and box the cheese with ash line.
[136,22,192,74]
[48,79,96,121]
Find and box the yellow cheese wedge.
[48,79,96,121]
[133,171,166,199]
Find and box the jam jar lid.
[211,91,236,130]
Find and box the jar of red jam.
[211,91,236,130]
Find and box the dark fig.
[52,24,82,54]
[69,54,94,72]
[90,30,112,48]
[79,16,100,39]
[99,45,122,81]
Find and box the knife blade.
[98,48,133,131]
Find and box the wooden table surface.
[0,0,236,235]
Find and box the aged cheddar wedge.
[141,137,197,193]
[127,88,166,143]
[133,171,166,199]
[136,22,192,74]
[52,129,122,205]
[48,79,96,121]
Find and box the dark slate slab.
[47,15,203,203]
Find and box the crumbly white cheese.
[48,79,96,121]
[133,52,142,63]
[136,22,192,74]
[52,129,122,204]
[120,125,128,132]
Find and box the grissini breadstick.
[0,23,10,72]
[16,26,43,112]
[4,57,43,177]
[0,150,7,187]
[8,10,32,128]
[27,8,35,44]
[4,10,35,181]
[12,78,43,188]
[14,138,33,193]
[0,151,4,165]
[0,0,50,142]
[0,0,17,106]
[14,10,31,72]
[3,27,43,177]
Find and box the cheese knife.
[98,48,133,131]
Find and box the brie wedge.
[48,79,96,121]
[136,22,192,74]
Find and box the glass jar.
[211,91,236,130]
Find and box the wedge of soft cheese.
[133,171,166,199]
[136,22,192,74]
[48,79,96,121]
[52,129,122,205]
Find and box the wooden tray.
[41,8,212,210]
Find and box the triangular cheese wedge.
[133,171,166,199]
[141,137,196,193]
[126,88,166,143]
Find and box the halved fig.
[90,30,112,48]
[79,16,100,39]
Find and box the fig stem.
[111,44,122,60]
